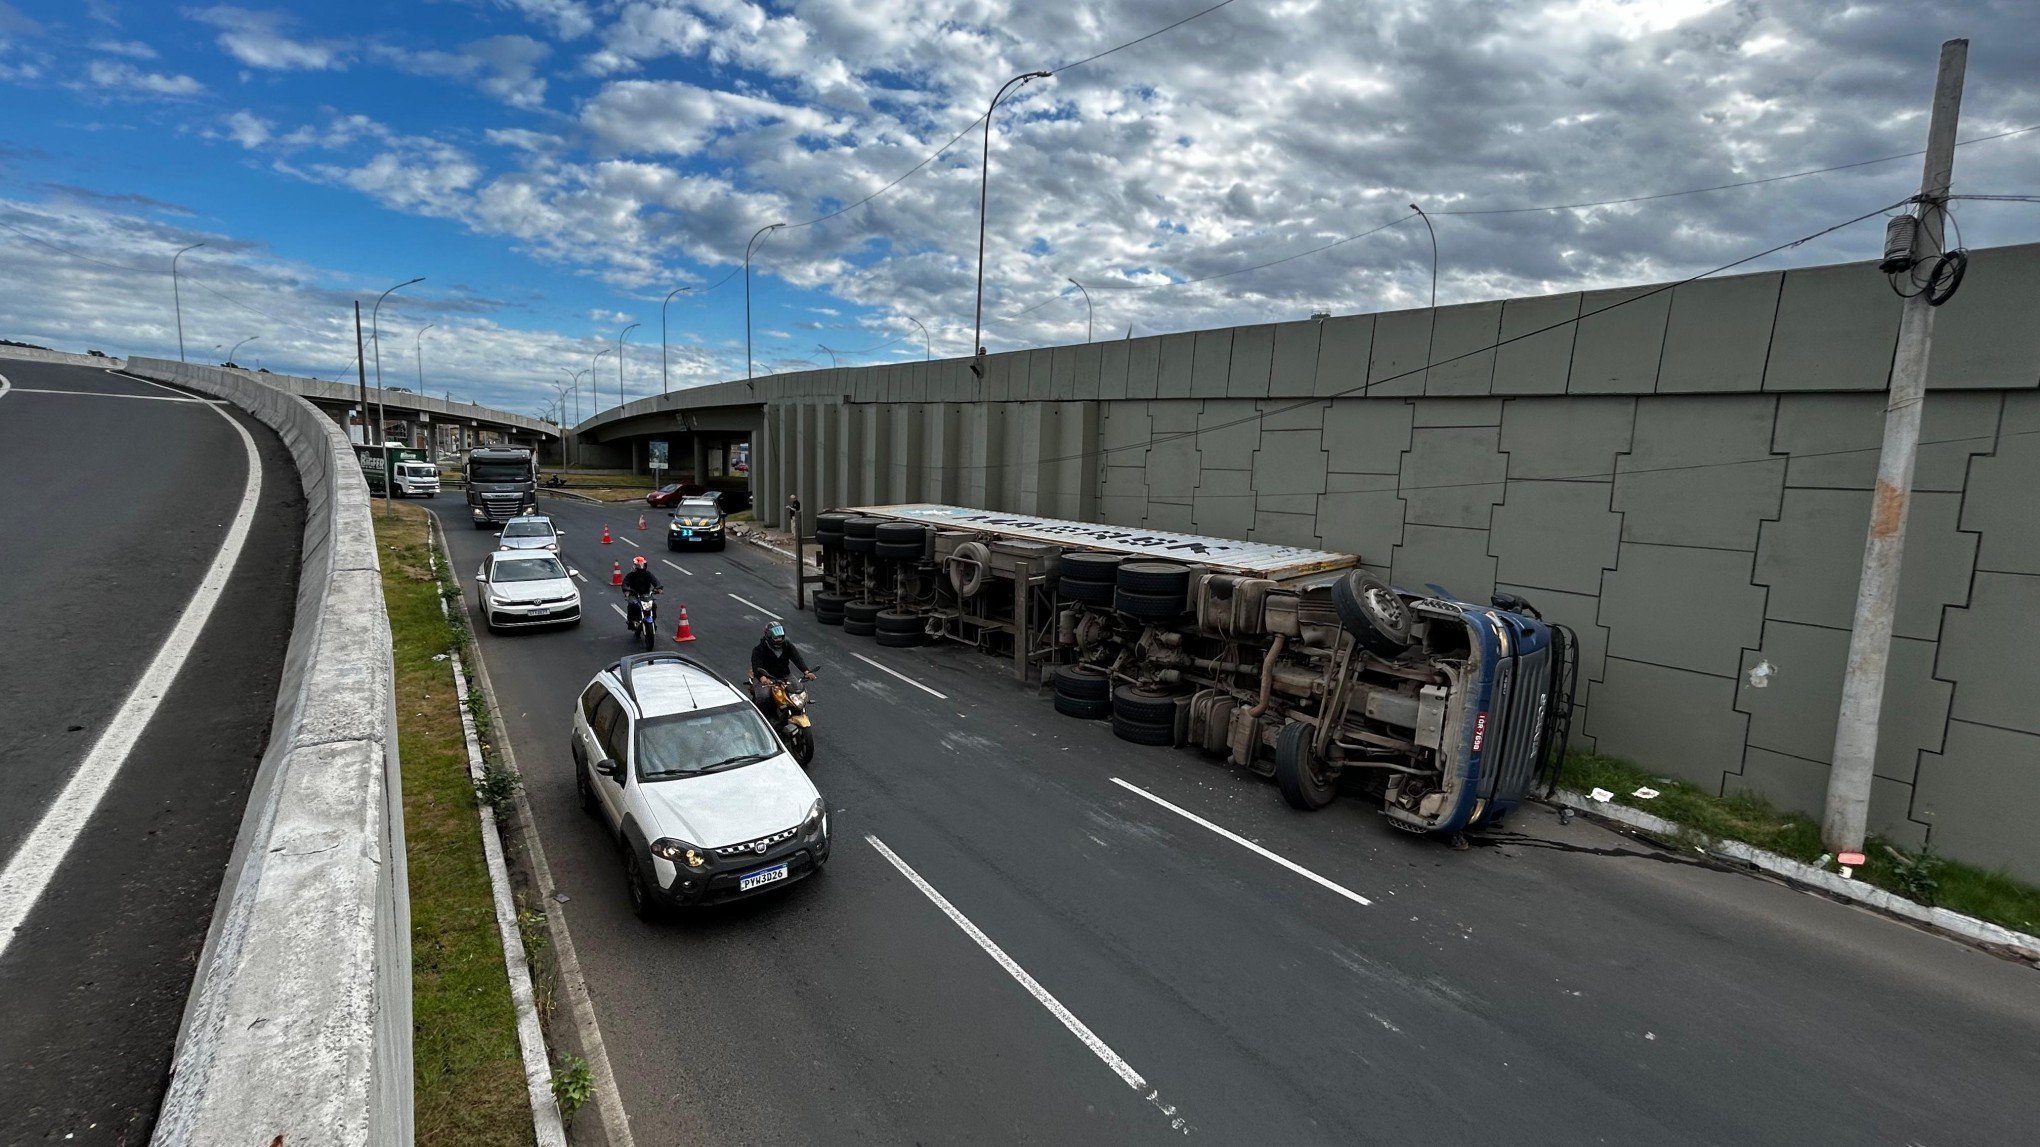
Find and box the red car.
[645,482,707,508]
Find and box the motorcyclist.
[749,622,813,710]
[620,554,661,630]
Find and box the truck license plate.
[739,863,788,892]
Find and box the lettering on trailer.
[859,503,1358,579]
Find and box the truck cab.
[465,446,537,528]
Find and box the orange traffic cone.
[601,524,612,544]
[638,513,648,531]
[672,605,696,643]
[610,561,623,587]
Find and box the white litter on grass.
[1632,786,1660,800]
[1644,1032,1657,1041]
[1589,787,1615,802]
[430,653,449,662]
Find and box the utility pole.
[173,242,205,362]
[1823,38,1968,865]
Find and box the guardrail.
[123,357,412,1146]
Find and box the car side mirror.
[594,758,621,779]
[568,569,580,578]
[473,573,486,583]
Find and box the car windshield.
[635,703,780,781]
[502,521,550,538]
[657,483,681,494]
[493,556,568,582]
[470,461,529,483]
[679,499,719,512]
[399,463,436,476]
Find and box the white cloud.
[90,38,156,59]
[190,6,345,71]
[85,58,203,96]
[222,109,271,147]
[373,34,551,108]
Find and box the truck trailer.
[807,504,1578,841]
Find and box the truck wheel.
[1053,693,1112,720]
[1116,560,1192,595]
[1058,576,1115,605]
[1052,664,1111,702]
[1275,721,1337,810]
[1331,570,1413,656]
[1111,713,1176,746]
[1114,586,1187,620]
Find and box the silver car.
[496,515,563,551]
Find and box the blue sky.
[1,0,2036,419]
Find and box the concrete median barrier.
[0,344,126,369]
[123,357,412,1147]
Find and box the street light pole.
[661,286,691,394]
[371,276,424,446]
[817,343,839,367]
[593,348,611,413]
[1067,278,1092,343]
[907,316,932,360]
[227,334,259,363]
[566,367,589,423]
[1408,204,1438,309]
[618,322,639,407]
[745,222,785,381]
[414,323,435,390]
[971,70,1052,378]
[172,242,205,362]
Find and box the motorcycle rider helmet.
[632,554,647,567]
[766,622,787,651]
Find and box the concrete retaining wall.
[591,243,2040,881]
[0,344,125,369]
[123,357,412,1146]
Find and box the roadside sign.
[649,440,669,468]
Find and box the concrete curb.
[542,489,604,505]
[122,358,413,1146]
[733,528,820,572]
[1552,789,2040,963]
[434,514,637,1147]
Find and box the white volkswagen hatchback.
[474,549,582,630]
[572,653,829,918]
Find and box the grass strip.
[375,501,532,1145]
[1562,750,2040,937]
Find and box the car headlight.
[650,838,708,868]
[801,798,826,840]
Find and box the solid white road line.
[0,373,12,398]
[0,394,263,954]
[1109,778,1373,908]
[661,559,693,576]
[618,535,639,548]
[3,385,212,403]
[725,592,782,620]
[865,834,1148,1091]
[849,651,949,700]
[610,602,627,618]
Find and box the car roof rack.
[614,651,720,709]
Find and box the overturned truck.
[807,504,1578,840]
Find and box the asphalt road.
[446,493,2040,1147]
[0,359,302,1146]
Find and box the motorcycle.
[761,670,820,766]
[626,590,660,651]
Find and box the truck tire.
[1112,685,1182,725]
[1275,720,1337,810]
[844,534,876,554]
[1116,560,1192,595]
[874,522,926,546]
[1054,693,1112,720]
[1111,713,1176,746]
[1052,664,1111,702]
[1115,586,1187,620]
[844,601,884,625]
[875,541,924,561]
[1331,570,1413,657]
[949,541,990,598]
[1058,576,1115,605]
[843,619,877,637]
[1059,552,1122,583]
[816,511,853,538]
[876,609,922,635]
[844,517,882,539]
[814,591,849,624]
[876,629,922,648]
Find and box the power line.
[1052,0,1240,74]
[964,199,1904,476]
[1431,122,2040,216]
[1002,123,2040,322]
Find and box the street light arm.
[1407,204,1438,310]
[172,242,207,362]
[971,70,1053,374]
[1067,277,1093,343]
[745,222,787,382]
